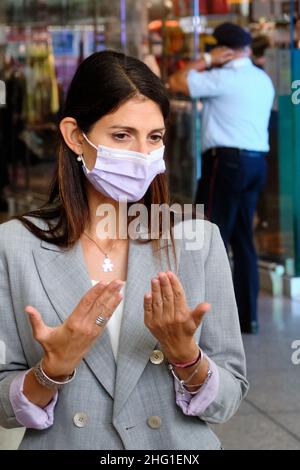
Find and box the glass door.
[0,0,145,215]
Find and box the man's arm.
[167,58,207,95]
[168,47,234,96]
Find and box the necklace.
[83,232,117,273]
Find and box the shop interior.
[0,0,300,284]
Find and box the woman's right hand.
[25,280,124,379]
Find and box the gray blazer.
[0,218,248,450]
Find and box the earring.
[77,154,83,162]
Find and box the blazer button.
[147,416,162,429]
[73,412,88,428]
[150,350,164,365]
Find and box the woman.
[0,51,248,450]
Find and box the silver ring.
[95,315,108,327]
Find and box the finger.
[166,271,187,314]
[76,280,107,318]
[191,303,211,327]
[89,280,124,323]
[25,306,49,340]
[151,277,163,321]
[144,293,153,326]
[157,272,174,321]
[220,46,233,53]
[223,50,234,58]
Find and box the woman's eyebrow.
[109,125,166,133]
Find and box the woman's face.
[81,96,166,171]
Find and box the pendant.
[102,256,114,272]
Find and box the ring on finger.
[95,314,108,327]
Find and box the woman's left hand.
[144,271,211,363]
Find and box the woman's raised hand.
[25,280,124,378]
[144,271,211,363]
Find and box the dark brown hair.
[14,50,176,264]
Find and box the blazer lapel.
[113,235,180,418]
[32,240,116,398]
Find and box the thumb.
[25,306,48,341]
[191,302,211,327]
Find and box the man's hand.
[167,47,234,95]
[210,46,234,66]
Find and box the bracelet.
[169,346,202,369]
[33,359,77,390]
[184,367,213,394]
[168,355,211,395]
[168,361,201,391]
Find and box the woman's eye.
[150,135,163,142]
[112,133,163,143]
[113,133,129,140]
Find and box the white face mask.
[80,133,166,202]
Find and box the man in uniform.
[168,23,275,333]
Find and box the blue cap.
[213,23,252,49]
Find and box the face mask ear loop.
[82,132,98,151]
[79,153,90,174]
[81,132,99,174]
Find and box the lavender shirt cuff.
[174,356,219,416]
[9,370,58,429]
